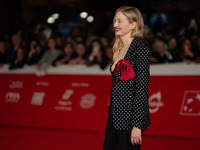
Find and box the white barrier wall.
[0,63,200,75]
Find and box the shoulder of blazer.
[134,38,150,56]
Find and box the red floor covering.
[0,126,199,150]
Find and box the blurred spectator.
[71,27,81,39]
[9,47,25,70]
[75,36,84,43]
[181,38,195,64]
[68,42,87,65]
[168,37,182,62]
[0,41,7,68]
[27,40,42,65]
[150,38,173,64]
[188,18,198,33]
[52,42,75,66]
[86,35,99,47]
[65,35,74,43]
[6,34,21,64]
[55,37,63,49]
[42,25,52,40]
[195,36,200,63]
[100,36,109,48]
[37,37,62,73]
[86,39,108,69]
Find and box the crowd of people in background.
[0,17,200,72]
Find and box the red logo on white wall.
[180,91,200,116]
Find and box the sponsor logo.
[149,91,164,113]
[58,101,72,106]
[5,92,20,103]
[36,82,49,86]
[180,90,200,116]
[80,93,96,109]
[31,92,45,106]
[54,106,72,111]
[71,83,89,87]
[54,89,73,111]
[9,81,23,89]
[62,89,74,100]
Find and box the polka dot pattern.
[109,37,151,132]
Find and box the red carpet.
[0,126,199,150]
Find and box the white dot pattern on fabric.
[109,37,151,132]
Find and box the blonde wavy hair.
[113,6,144,61]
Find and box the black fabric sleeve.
[131,44,150,131]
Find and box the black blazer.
[109,37,151,132]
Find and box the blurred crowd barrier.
[0,63,200,138]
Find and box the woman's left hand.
[131,126,142,145]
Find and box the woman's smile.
[115,27,120,32]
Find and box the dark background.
[0,0,199,36]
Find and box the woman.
[86,39,108,69]
[168,37,182,62]
[103,6,151,150]
[68,42,87,65]
[27,40,42,65]
[37,37,62,70]
[52,42,75,66]
[181,38,195,64]
[9,47,25,70]
[7,34,21,64]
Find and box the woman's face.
[168,38,177,50]
[154,41,164,53]
[64,44,73,55]
[11,35,21,46]
[183,39,191,49]
[113,11,135,37]
[48,39,56,50]
[76,44,85,56]
[92,41,100,49]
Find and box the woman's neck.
[120,33,133,48]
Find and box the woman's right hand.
[131,126,142,145]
